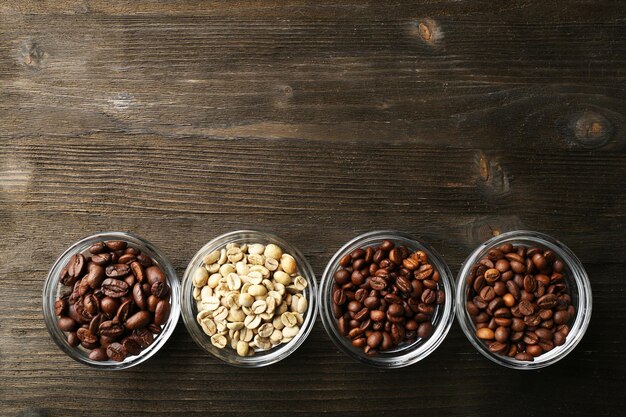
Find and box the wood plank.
[0,11,624,147]
[0,136,624,264]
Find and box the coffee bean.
[369,276,387,291]
[554,310,570,325]
[484,268,500,283]
[101,278,129,298]
[55,298,68,316]
[89,314,102,335]
[417,321,433,339]
[480,286,496,302]
[476,327,494,340]
[488,341,508,354]
[132,283,147,310]
[515,352,534,361]
[122,337,142,356]
[76,328,98,344]
[89,347,108,361]
[415,264,433,280]
[116,299,133,322]
[99,320,125,338]
[154,300,171,326]
[523,275,537,292]
[494,326,510,343]
[105,263,130,278]
[518,300,534,316]
[334,269,350,285]
[91,253,112,266]
[106,342,127,361]
[133,328,154,348]
[151,281,170,299]
[367,331,383,348]
[106,241,127,251]
[58,317,76,331]
[370,310,385,322]
[125,310,151,330]
[67,253,86,278]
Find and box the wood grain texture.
[1,1,625,416]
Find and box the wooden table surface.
[1,1,625,416]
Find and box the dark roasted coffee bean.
[526,344,543,357]
[118,254,136,264]
[554,310,570,325]
[100,296,120,316]
[91,252,112,266]
[367,331,382,348]
[417,321,433,339]
[333,288,347,305]
[132,283,147,310]
[421,289,436,304]
[85,264,105,288]
[145,266,165,285]
[83,294,99,316]
[101,278,129,298]
[66,331,80,347]
[106,342,126,361]
[76,327,98,344]
[131,328,153,349]
[99,320,125,338]
[370,310,385,322]
[116,299,133,322]
[58,317,76,331]
[122,337,142,356]
[55,298,68,316]
[89,242,108,254]
[466,301,479,316]
[151,281,170,299]
[484,268,500,283]
[89,314,103,335]
[105,241,127,251]
[67,253,86,278]
[395,276,412,294]
[125,310,151,330]
[147,295,159,312]
[89,347,108,361]
[105,263,130,278]
[154,300,171,326]
[129,261,146,283]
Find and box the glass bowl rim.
[42,231,181,370]
[455,229,593,370]
[319,229,456,368]
[180,229,318,367]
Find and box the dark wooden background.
[1,1,625,416]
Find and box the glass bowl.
[319,230,455,368]
[42,232,181,370]
[456,230,592,369]
[181,230,318,367]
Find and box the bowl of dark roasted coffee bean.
[456,230,592,369]
[43,232,180,369]
[319,231,455,368]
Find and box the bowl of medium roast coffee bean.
[456,230,592,369]
[319,231,455,368]
[43,232,180,369]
